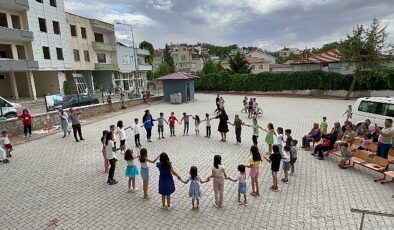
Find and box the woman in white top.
[206,155,228,208]
[106,131,123,185]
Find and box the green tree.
[139,40,154,64]
[63,81,72,95]
[339,18,389,99]
[228,51,251,74]
[153,62,171,78]
[202,59,219,74]
[163,43,175,73]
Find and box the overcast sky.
[64,0,394,51]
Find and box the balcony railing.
[0,59,38,71]
[0,26,33,41]
[95,63,117,70]
[92,42,116,52]
[0,0,29,11]
[138,65,153,71]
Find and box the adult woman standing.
[214,109,229,142]
[59,109,71,138]
[142,110,155,142]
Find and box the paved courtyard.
[1,93,393,230]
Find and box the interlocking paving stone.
[1,93,393,230]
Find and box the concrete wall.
[163,80,195,103]
[0,96,163,136]
[33,71,61,96]
[292,64,321,71]
[0,72,12,97]
[15,72,29,97]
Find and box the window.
[251,65,255,70]
[42,46,50,59]
[81,27,86,39]
[84,50,90,62]
[11,15,21,29]
[377,103,394,117]
[70,25,77,37]
[94,33,104,42]
[38,18,47,32]
[181,55,186,61]
[97,53,106,63]
[56,48,63,60]
[36,0,43,3]
[0,13,8,27]
[50,0,57,7]
[16,45,26,59]
[52,21,60,34]
[358,101,378,114]
[73,49,80,61]
[0,74,5,80]
[259,65,263,69]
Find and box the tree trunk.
[345,74,358,99]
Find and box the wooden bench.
[365,156,388,175]
[365,142,378,157]
[388,149,394,164]
[375,171,394,184]
[350,150,370,167]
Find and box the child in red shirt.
[167,112,180,137]
[18,109,32,138]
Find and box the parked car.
[0,96,21,119]
[352,97,394,128]
[61,94,99,109]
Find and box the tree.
[228,51,251,74]
[202,59,219,74]
[163,43,175,73]
[339,18,389,99]
[139,41,154,64]
[153,62,171,78]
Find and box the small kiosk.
[157,72,196,103]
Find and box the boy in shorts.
[290,140,298,176]
[157,112,168,139]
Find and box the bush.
[63,81,72,95]
[195,70,394,92]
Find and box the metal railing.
[351,208,394,230]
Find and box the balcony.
[137,49,150,56]
[0,0,29,11]
[0,59,38,71]
[138,65,152,71]
[92,42,116,52]
[90,19,114,31]
[95,63,117,70]
[0,27,34,41]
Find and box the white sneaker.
[132,188,138,192]
[167,204,172,210]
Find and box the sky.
[64,0,394,51]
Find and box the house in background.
[153,50,162,71]
[170,44,203,73]
[0,0,38,100]
[278,47,301,57]
[248,50,277,64]
[220,54,270,73]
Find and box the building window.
[56,48,63,60]
[181,55,186,61]
[73,49,80,61]
[251,65,255,70]
[42,46,50,59]
[0,74,5,80]
[259,65,263,69]
[81,27,87,39]
[84,50,90,62]
[50,0,57,7]
[0,13,8,27]
[53,21,60,34]
[16,45,26,59]
[38,18,47,32]
[94,33,104,43]
[11,15,21,29]
[70,25,77,37]
[97,53,106,63]
[36,0,43,3]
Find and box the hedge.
[195,70,394,92]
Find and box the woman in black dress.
[214,109,229,142]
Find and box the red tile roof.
[291,49,340,65]
[154,50,162,57]
[156,72,197,80]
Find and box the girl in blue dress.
[156,152,182,209]
[180,166,208,211]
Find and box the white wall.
[27,0,71,70]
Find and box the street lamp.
[115,22,140,97]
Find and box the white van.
[0,96,21,119]
[352,97,394,127]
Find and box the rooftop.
[156,72,197,80]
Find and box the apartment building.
[0,0,38,100]
[27,0,72,96]
[171,44,203,73]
